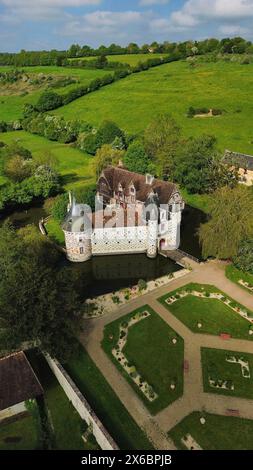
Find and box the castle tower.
[167,202,182,251]
[62,193,92,263]
[147,219,158,259]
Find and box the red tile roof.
[101,167,178,204]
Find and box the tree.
[124,141,152,174]
[81,133,99,155]
[96,120,124,148]
[144,114,181,177]
[233,239,253,274]
[36,91,63,112]
[172,135,237,194]
[75,184,97,212]
[4,155,32,182]
[199,186,253,259]
[49,193,69,222]
[32,150,59,171]
[0,224,81,360]
[93,144,125,178]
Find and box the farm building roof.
[0,351,43,411]
[223,150,253,170]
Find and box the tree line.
[0,37,252,66]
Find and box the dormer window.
[146,174,154,185]
[130,185,135,194]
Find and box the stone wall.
[44,354,119,450]
[0,401,26,422]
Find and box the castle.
[62,166,184,263]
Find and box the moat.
[0,203,207,297]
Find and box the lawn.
[168,411,253,450]
[0,66,108,122]
[0,414,40,450]
[65,345,154,450]
[201,347,253,399]
[226,265,253,295]
[54,60,253,154]
[45,218,65,246]
[159,283,253,340]
[68,53,167,66]
[0,131,95,190]
[180,188,212,214]
[25,350,99,450]
[102,306,184,414]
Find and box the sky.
[0,0,253,52]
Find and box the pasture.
[0,66,107,122]
[68,53,167,66]
[54,60,253,154]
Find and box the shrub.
[138,279,147,291]
[81,133,99,155]
[49,193,69,222]
[212,108,223,116]
[114,69,130,80]
[96,120,124,147]
[0,121,8,132]
[187,106,195,118]
[62,85,88,105]
[36,91,63,112]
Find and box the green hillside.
[0,66,107,122]
[54,60,253,154]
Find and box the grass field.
[45,218,65,245]
[0,415,40,450]
[226,265,253,294]
[54,60,253,154]
[65,345,154,450]
[102,306,184,414]
[0,66,107,122]
[180,188,212,214]
[201,347,253,399]
[168,411,253,450]
[159,283,253,340]
[0,131,95,190]
[26,350,99,450]
[68,53,167,66]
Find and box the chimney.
[118,160,124,168]
[146,174,154,185]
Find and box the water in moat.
[0,203,208,297]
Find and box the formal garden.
[201,348,253,399]
[226,265,253,295]
[159,283,253,340]
[102,306,184,414]
[168,411,253,450]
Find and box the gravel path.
[79,260,253,450]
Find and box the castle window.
[80,247,84,254]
